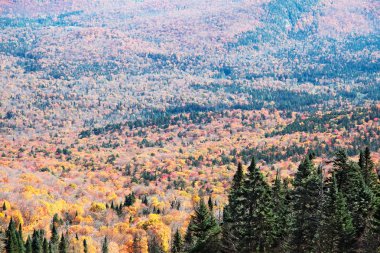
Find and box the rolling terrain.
[0,0,379,252]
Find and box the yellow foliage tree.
[138,214,170,252]
[89,202,106,212]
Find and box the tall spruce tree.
[271,169,291,252]
[42,238,49,253]
[25,236,32,253]
[101,237,109,253]
[333,150,374,240]
[363,201,380,251]
[18,224,25,253]
[50,223,60,253]
[290,156,321,253]
[32,230,43,253]
[315,174,355,252]
[241,157,276,252]
[220,162,245,253]
[358,148,378,191]
[6,218,19,253]
[171,229,183,253]
[58,234,67,253]
[185,198,220,253]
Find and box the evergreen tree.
[315,174,355,252]
[290,156,321,253]
[124,192,136,207]
[43,238,49,253]
[361,184,380,251]
[232,162,244,191]
[208,196,213,212]
[241,157,276,252]
[271,169,291,251]
[185,198,220,253]
[220,207,239,253]
[50,223,59,253]
[101,237,109,253]
[48,242,53,253]
[83,239,88,253]
[6,218,19,253]
[52,214,60,226]
[333,150,374,239]
[184,218,194,250]
[18,224,25,253]
[25,236,32,253]
[2,202,6,211]
[363,147,377,185]
[360,147,379,193]
[220,162,245,253]
[58,234,67,253]
[171,229,183,253]
[32,230,43,253]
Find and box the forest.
[1,147,380,253]
[0,0,379,252]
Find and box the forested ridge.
[0,0,379,252]
[2,147,379,253]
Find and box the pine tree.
[2,202,6,211]
[360,147,379,194]
[271,169,292,251]
[32,230,43,253]
[48,242,53,253]
[290,156,321,253]
[83,239,88,253]
[17,224,25,253]
[220,207,239,253]
[184,218,194,250]
[6,218,19,253]
[220,162,245,253]
[52,214,60,226]
[58,234,67,253]
[314,174,355,252]
[124,192,136,207]
[334,150,374,239]
[171,229,182,253]
[101,237,109,253]
[43,238,49,253]
[361,183,380,251]
[185,198,220,253]
[25,236,32,253]
[50,223,59,253]
[208,196,213,212]
[232,162,244,191]
[241,157,276,252]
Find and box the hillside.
[0,0,379,252]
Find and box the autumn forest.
[0,0,379,252]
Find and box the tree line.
[175,147,380,253]
[1,215,109,253]
[1,147,379,253]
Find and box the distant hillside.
[0,0,378,131]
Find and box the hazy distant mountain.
[0,0,378,130]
